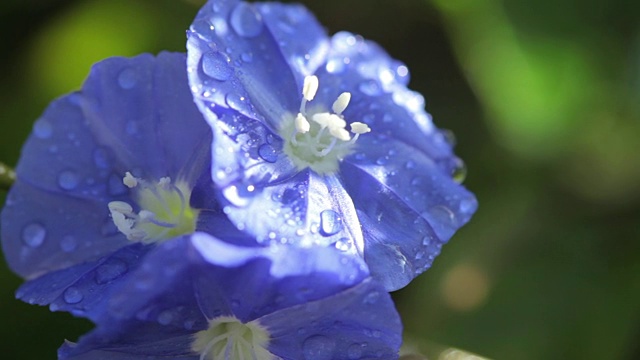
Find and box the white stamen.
[311,113,332,128]
[108,201,134,216]
[327,114,346,130]
[329,126,351,141]
[294,113,310,133]
[332,92,351,115]
[350,122,371,134]
[123,172,138,188]
[302,75,319,101]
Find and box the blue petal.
[15,243,149,320]
[340,136,477,290]
[315,32,455,173]
[254,2,329,78]
[1,52,212,278]
[1,181,129,279]
[101,233,369,324]
[59,330,197,359]
[262,278,402,360]
[187,0,310,130]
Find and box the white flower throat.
[108,172,198,243]
[192,316,273,360]
[279,75,371,175]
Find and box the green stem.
[0,162,16,191]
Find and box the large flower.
[57,233,402,360]
[1,52,240,316]
[186,0,478,290]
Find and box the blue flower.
[186,0,478,290]
[1,52,241,316]
[57,233,402,360]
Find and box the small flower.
[187,0,478,290]
[57,233,403,360]
[1,52,240,315]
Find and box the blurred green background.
[1,0,639,358]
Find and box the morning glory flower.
[57,233,402,360]
[1,52,241,313]
[186,0,478,290]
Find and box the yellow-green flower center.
[192,316,273,360]
[108,173,198,244]
[279,75,371,175]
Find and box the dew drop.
[117,68,137,89]
[347,343,363,359]
[359,79,381,96]
[459,198,476,214]
[230,2,263,38]
[58,170,79,190]
[375,157,388,166]
[201,51,233,81]
[325,58,345,74]
[96,259,128,284]
[22,223,45,248]
[405,160,416,169]
[441,129,457,146]
[33,119,53,139]
[362,291,380,305]
[452,158,467,184]
[157,310,174,325]
[258,143,278,163]
[225,93,251,114]
[222,184,253,207]
[63,287,83,304]
[92,147,111,169]
[319,210,342,236]
[241,52,253,63]
[302,335,335,360]
[60,236,77,252]
[424,206,456,241]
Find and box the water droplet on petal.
[58,170,79,190]
[225,93,251,114]
[201,51,233,81]
[452,158,467,184]
[63,287,83,304]
[302,335,335,360]
[424,206,457,241]
[359,80,381,96]
[33,119,53,139]
[230,2,263,37]
[258,143,278,163]
[241,52,253,63]
[347,343,363,359]
[222,184,253,207]
[117,68,137,89]
[362,291,380,305]
[96,259,128,284]
[22,223,45,248]
[326,58,345,74]
[319,210,342,236]
[60,236,77,252]
[92,147,111,169]
[157,310,174,325]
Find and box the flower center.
[279,75,371,175]
[192,316,273,360]
[107,172,198,244]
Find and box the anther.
[294,113,310,133]
[123,172,138,188]
[332,92,351,115]
[302,75,319,102]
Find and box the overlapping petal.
[61,233,401,360]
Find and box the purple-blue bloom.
[187,0,478,291]
[57,233,402,360]
[1,52,241,314]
